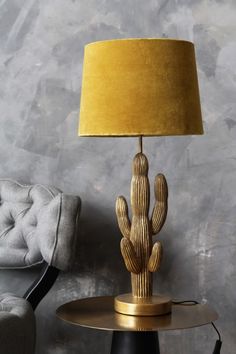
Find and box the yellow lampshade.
[79,38,203,136]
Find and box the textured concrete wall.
[0,0,235,353]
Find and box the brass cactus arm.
[151,174,168,235]
[120,238,141,274]
[116,196,131,238]
[148,241,163,272]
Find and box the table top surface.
[56,296,218,332]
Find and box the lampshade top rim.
[85,38,194,47]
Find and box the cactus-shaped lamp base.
[115,138,171,316]
[115,294,172,316]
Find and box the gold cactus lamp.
[78,39,203,316]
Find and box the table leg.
[110,331,160,354]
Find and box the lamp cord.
[172,300,222,353]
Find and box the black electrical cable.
[172,300,222,353]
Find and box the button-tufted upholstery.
[0,179,81,354]
[0,293,35,354]
[0,179,81,271]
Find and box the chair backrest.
[0,180,81,271]
[0,179,81,310]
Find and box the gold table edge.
[56,296,218,332]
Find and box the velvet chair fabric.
[0,293,35,354]
[0,180,81,354]
[0,179,81,271]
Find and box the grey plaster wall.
[0,0,235,353]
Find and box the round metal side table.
[56,296,218,354]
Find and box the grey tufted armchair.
[0,179,81,354]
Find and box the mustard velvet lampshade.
[79,38,203,137]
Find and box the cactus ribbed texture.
[116,152,168,298]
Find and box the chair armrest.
[0,294,35,354]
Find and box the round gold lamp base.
[114,294,172,316]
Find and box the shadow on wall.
[73,202,130,296]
